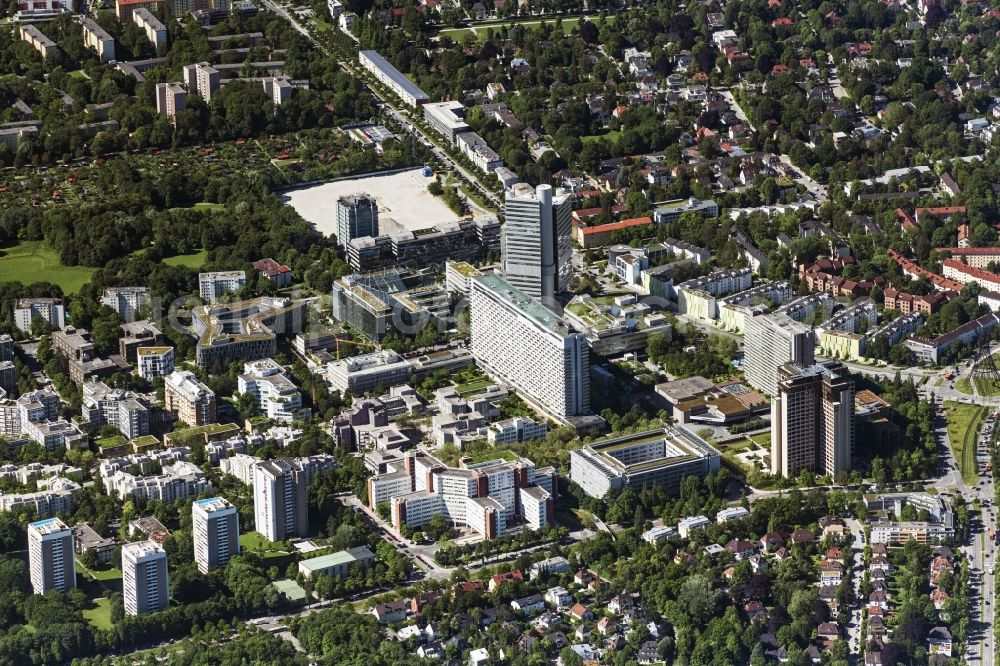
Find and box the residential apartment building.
[502,183,573,306]
[119,320,161,361]
[743,313,816,396]
[358,50,429,106]
[335,194,379,249]
[155,82,186,117]
[28,518,75,594]
[1,478,81,518]
[198,271,247,304]
[132,8,167,49]
[252,258,292,287]
[487,417,548,445]
[136,347,174,379]
[770,361,855,478]
[253,458,311,542]
[652,198,720,223]
[14,298,64,333]
[122,541,168,615]
[237,358,310,422]
[942,258,1000,292]
[470,274,589,419]
[164,370,216,426]
[103,460,211,502]
[183,62,220,101]
[79,16,115,62]
[192,497,239,574]
[331,269,450,341]
[906,312,1000,364]
[883,288,951,316]
[374,451,553,540]
[81,381,150,439]
[101,287,150,321]
[19,25,58,58]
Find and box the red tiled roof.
[580,216,653,235]
[943,258,1000,286]
[939,247,1000,256]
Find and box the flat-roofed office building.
[570,428,721,499]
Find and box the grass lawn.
[240,531,281,552]
[82,598,114,630]
[973,373,1000,397]
[456,378,493,395]
[944,401,988,485]
[439,27,476,38]
[77,558,123,582]
[955,377,972,394]
[749,432,771,448]
[582,130,621,144]
[161,249,208,269]
[0,241,96,294]
[191,202,225,211]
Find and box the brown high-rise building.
[771,361,855,478]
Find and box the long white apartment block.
[358,50,429,107]
[132,8,167,50]
[470,274,589,420]
[79,16,115,62]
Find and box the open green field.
[441,16,583,40]
[944,401,988,484]
[582,130,621,144]
[161,249,208,269]
[82,598,114,630]
[749,432,771,448]
[0,241,96,293]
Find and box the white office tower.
[470,274,589,418]
[770,361,855,478]
[502,183,572,308]
[28,518,75,595]
[122,541,169,616]
[192,497,240,574]
[743,313,816,396]
[253,459,309,542]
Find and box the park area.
[0,241,95,294]
[944,401,989,484]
